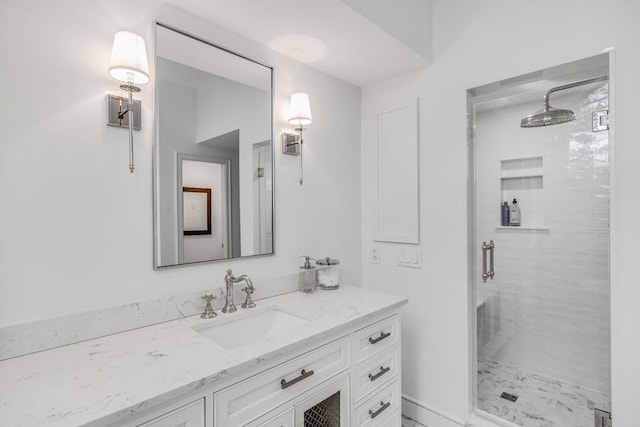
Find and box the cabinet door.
[246,407,295,427]
[295,375,349,427]
[137,399,204,427]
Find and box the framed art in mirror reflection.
[183,187,212,235]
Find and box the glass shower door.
[469,54,611,427]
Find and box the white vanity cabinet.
[116,311,402,427]
[114,311,401,427]
[209,312,402,427]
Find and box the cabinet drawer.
[377,411,401,427]
[215,336,350,426]
[353,315,399,364]
[137,398,204,427]
[353,347,399,402]
[353,381,400,427]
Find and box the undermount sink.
[192,307,310,350]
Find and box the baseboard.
[402,395,466,427]
[465,413,512,427]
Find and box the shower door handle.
[481,240,495,283]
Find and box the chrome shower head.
[520,75,608,128]
[520,106,575,128]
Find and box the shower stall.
[468,53,612,427]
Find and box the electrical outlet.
[370,247,380,264]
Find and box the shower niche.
[498,156,547,230]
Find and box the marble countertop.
[0,286,407,427]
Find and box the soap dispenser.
[299,256,317,293]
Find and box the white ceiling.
[166,0,432,87]
[470,53,610,112]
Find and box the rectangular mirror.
[154,23,274,268]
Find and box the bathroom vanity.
[0,287,406,427]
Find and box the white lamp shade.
[288,92,312,126]
[109,31,150,85]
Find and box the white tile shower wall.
[475,83,610,393]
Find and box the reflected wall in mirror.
[154,23,274,268]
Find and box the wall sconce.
[282,92,312,185]
[107,30,150,173]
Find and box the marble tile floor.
[402,414,427,427]
[477,359,611,427]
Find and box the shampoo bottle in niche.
[510,198,521,226]
[501,201,510,226]
[299,256,317,293]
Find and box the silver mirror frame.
[152,22,275,269]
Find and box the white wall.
[361,1,640,426]
[195,72,270,145]
[0,1,361,323]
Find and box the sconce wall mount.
[282,132,300,155]
[285,92,312,185]
[107,95,141,130]
[107,30,150,173]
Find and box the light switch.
[397,247,422,269]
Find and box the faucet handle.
[201,293,217,319]
[241,287,256,309]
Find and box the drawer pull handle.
[280,369,314,389]
[369,331,391,344]
[369,401,391,419]
[368,366,391,382]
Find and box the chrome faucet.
[222,269,256,313]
